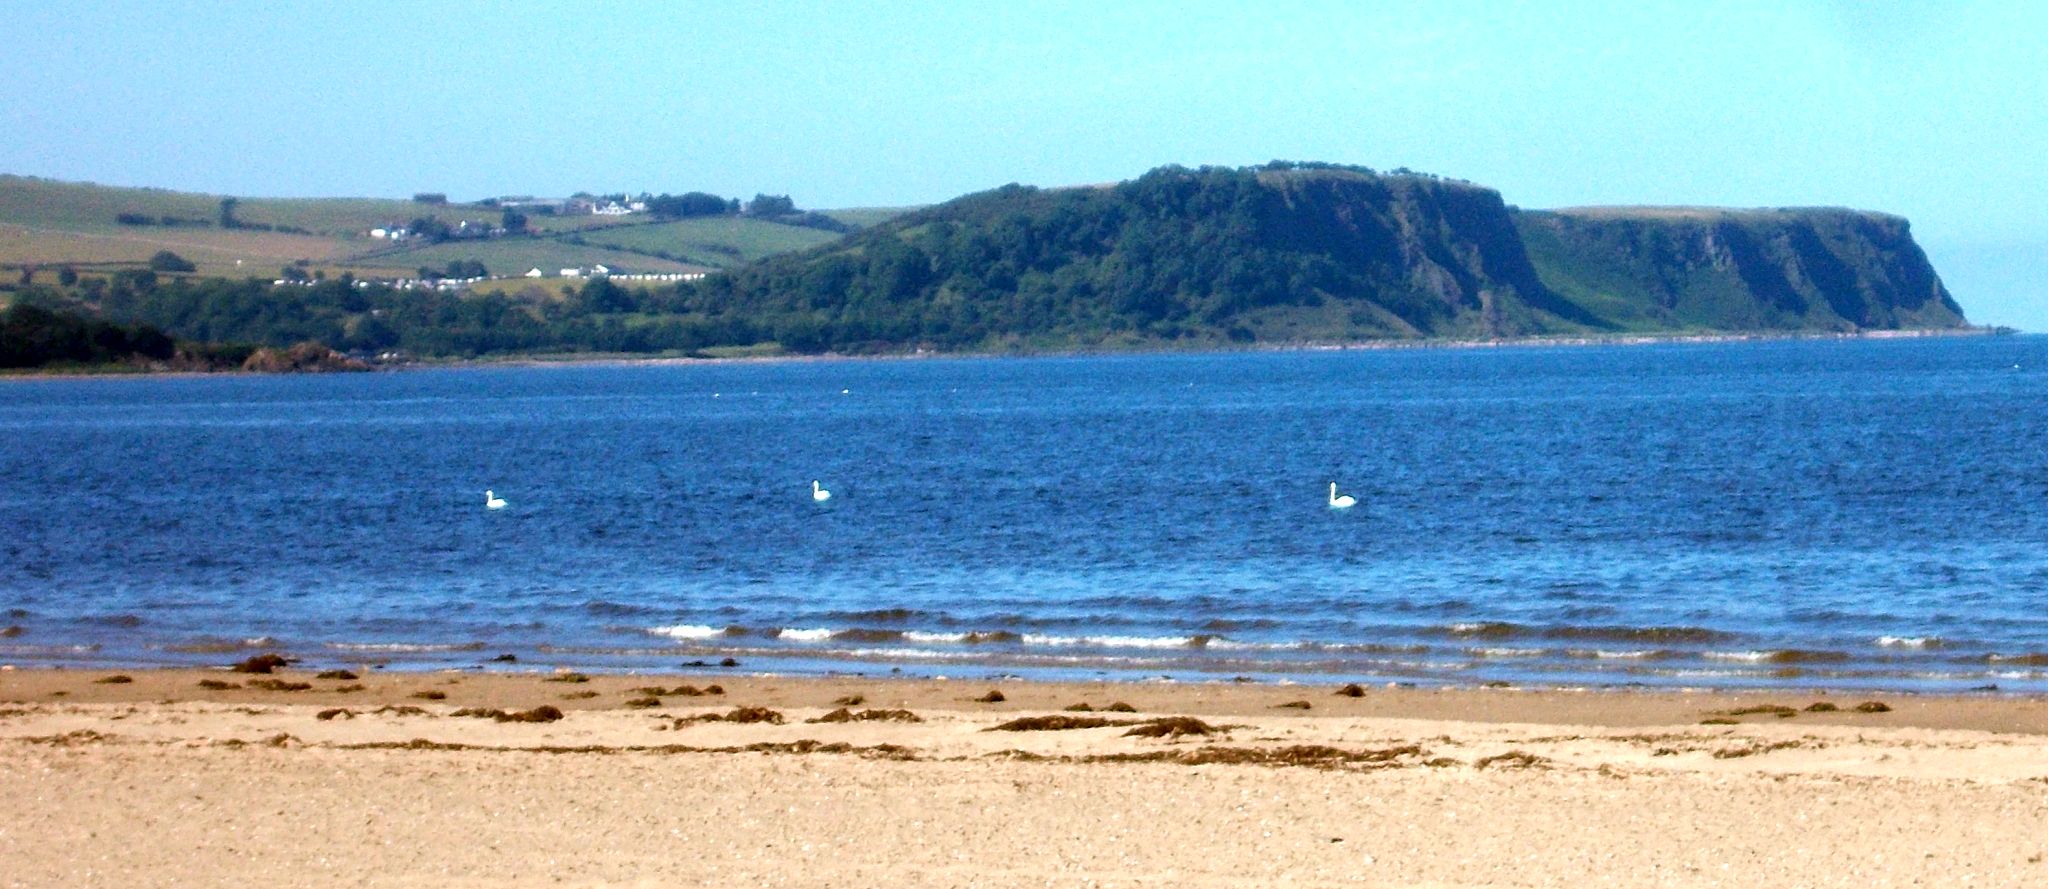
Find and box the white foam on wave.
[902,631,970,644]
[1022,633,1195,649]
[1704,650,1772,663]
[1876,635,1940,649]
[775,628,835,642]
[647,624,724,640]
[326,641,485,653]
[1567,648,1659,660]
[1204,639,1307,651]
[1470,647,1545,658]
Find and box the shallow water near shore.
[5,336,2048,691]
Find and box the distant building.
[590,264,610,276]
[524,267,544,278]
[559,267,583,278]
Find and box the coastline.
[0,324,2014,381]
[6,667,2046,887]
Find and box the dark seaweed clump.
[1474,750,1548,769]
[1721,705,1798,718]
[632,684,724,697]
[1335,683,1366,697]
[809,708,922,724]
[93,674,133,684]
[249,679,313,692]
[231,653,295,674]
[676,706,786,727]
[988,714,1130,732]
[317,670,359,680]
[975,689,1006,703]
[1853,701,1892,713]
[451,705,565,723]
[1122,716,1221,738]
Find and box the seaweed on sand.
[987,715,1133,732]
[1122,716,1222,738]
[231,653,294,674]
[674,706,786,727]
[451,705,565,723]
[248,680,311,696]
[808,708,922,724]
[1473,750,1549,770]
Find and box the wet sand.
[5,667,2047,887]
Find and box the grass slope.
[356,238,703,277]
[567,217,842,267]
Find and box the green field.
[0,175,895,281]
[568,217,842,267]
[820,206,918,229]
[357,238,703,277]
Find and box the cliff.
[713,164,1594,351]
[705,165,1966,353]
[1515,207,1967,333]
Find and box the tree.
[412,192,449,205]
[58,266,78,286]
[745,194,797,217]
[148,250,196,273]
[407,216,452,242]
[219,197,240,229]
[501,208,528,233]
[645,192,732,219]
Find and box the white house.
[559,268,584,278]
[590,264,610,276]
[524,267,544,278]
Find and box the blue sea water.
[5,336,2048,692]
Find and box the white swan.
[811,480,832,502]
[1327,482,1356,509]
[485,490,506,510]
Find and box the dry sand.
[4,667,2047,887]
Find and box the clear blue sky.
[3,1,2042,327]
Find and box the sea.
[5,335,2048,693]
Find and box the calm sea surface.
[5,336,2048,692]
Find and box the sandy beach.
[3,667,2046,887]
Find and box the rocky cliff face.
[1514,207,1967,332]
[1253,170,1576,336]
[721,165,1969,352]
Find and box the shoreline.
[6,666,2047,886]
[1,324,2015,381]
[7,666,2047,734]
